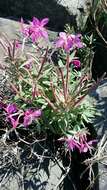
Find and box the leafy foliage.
[0,17,97,153]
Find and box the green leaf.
[92,0,100,13]
[42,81,50,86]
[36,98,47,105]
[69,51,76,62]
[58,59,64,68]
[14,95,19,101]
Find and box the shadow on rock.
[89,79,107,139]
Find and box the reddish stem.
[65,53,70,98]
[50,80,61,104]
[37,47,48,79]
[7,46,12,60]
[12,40,16,60]
[42,94,58,111]
[0,39,8,53]
[58,67,67,101]
[74,72,106,107]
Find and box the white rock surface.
[57,0,92,29]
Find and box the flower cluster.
[55,32,83,52]
[1,103,41,128]
[65,134,97,153]
[21,17,49,42]
[23,109,41,127]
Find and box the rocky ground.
[89,79,107,190]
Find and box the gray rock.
[0,140,63,190]
[57,0,92,30]
[0,16,107,190]
[0,17,57,96]
[89,79,107,138]
[88,79,107,190]
[0,0,92,31]
[0,17,63,190]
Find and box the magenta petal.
[32,109,42,118]
[88,140,97,145]
[55,39,64,48]
[23,109,41,127]
[76,34,82,39]
[59,32,67,40]
[74,35,83,48]
[9,115,19,128]
[31,33,38,42]
[40,29,48,39]
[68,142,74,151]
[15,40,21,49]
[82,146,88,153]
[72,60,81,68]
[32,17,40,26]
[24,115,32,127]
[66,138,80,151]
[6,104,17,114]
[77,42,83,48]
[41,18,49,26]
[64,42,72,51]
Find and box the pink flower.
[55,32,83,52]
[71,34,83,49]
[66,138,81,151]
[55,32,73,52]
[59,134,97,153]
[4,104,17,114]
[3,103,42,128]
[8,114,20,128]
[79,140,96,153]
[14,40,21,49]
[4,104,21,128]
[23,59,33,69]
[23,109,42,127]
[21,17,49,42]
[71,59,81,68]
[79,135,97,153]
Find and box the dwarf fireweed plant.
[0,17,98,154]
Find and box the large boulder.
[88,79,107,190]
[0,17,57,96]
[0,0,92,31]
[57,0,92,30]
[0,16,107,190]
